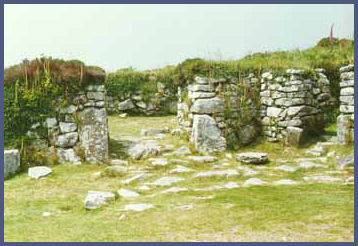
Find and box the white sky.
[4,4,354,72]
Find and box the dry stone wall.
[31,84,109,164]
[337,64,354,144]
[178,69,335,153]
[177,76,260,153]
[260,69,334,145]
[107,83,177,115]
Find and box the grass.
[4,115,354,242]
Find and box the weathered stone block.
[57,148,81,165]
[191,114,226,153]
[188,91,216,99]
[55,132,78,148]
[118,99,135,111]
[341,87,354,96]
[266,107,282,118]
[4,149,20,179]
[340,105,354,114]
[59,122,77,133]
[190,97,224,114]
[188,84,214,92]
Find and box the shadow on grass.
[108,138,131,159]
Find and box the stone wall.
[260,69,334,145]
[107,82,177,115]
[177,76,260,153]
[337,64,354,144]
[30,84,109,164]
[178,69,335,152]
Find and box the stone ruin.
[107,82,177,115]
[178,68,337,152]
[260,69,334,145]
[30,84,109,165]
[177,76,260,153]
[337,64,354,144]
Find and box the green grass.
[4,115,354,242]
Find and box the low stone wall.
[4,149,20,179]
[337,64,354,144]
[178,69,335,152]
[260,69,334,145]
[30,84,109,164]
[177,76,260,152]
[107,83,177,115]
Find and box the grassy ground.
[4,115,354,242]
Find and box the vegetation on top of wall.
[106,66,177,103]
[176,38,353,85]
[4,57,106,148]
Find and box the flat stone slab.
[243,178,266,187]
[194,169,239,178]
[187,155,217,163]
[169,165,192,174]
[122,173,147,185]
[272,179,298,186]
[152,176,185,186]
[123,203,154,212]
[117,188,140,198]
[298,161,325,169]
[274,165,298,172]
[161,187,188,194]
[303,175,341,183]
[110,159,128,165]
[84,191,115,210]
[149,158,168,167]
[28,166,52,179]
[236,152,268,164]
[194,182,239,191]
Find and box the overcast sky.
[4,4,354,72]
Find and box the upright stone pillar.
[337,64,354,144]
[78,85,109,163]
